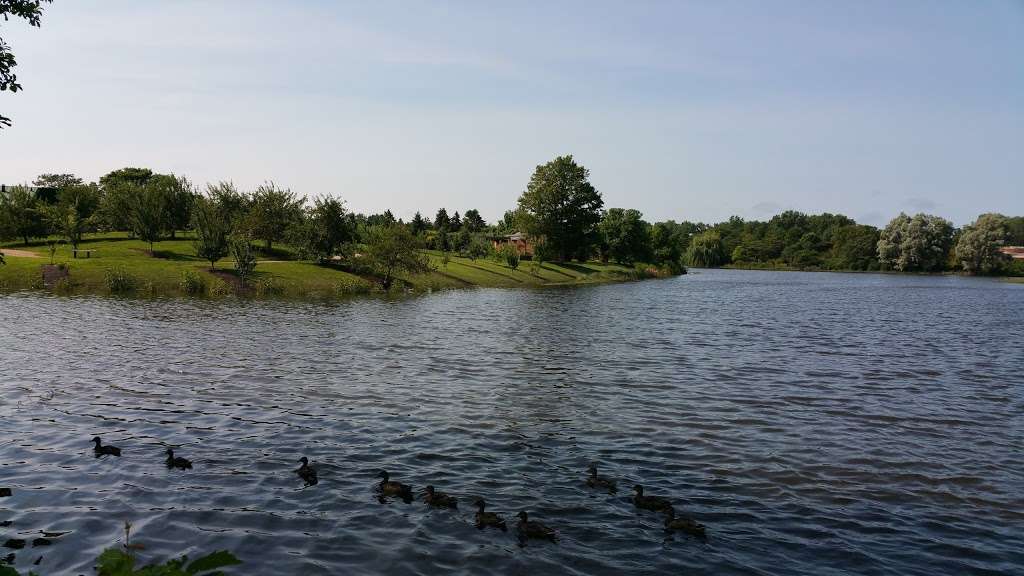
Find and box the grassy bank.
[0,233,664,299]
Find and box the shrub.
[230,235,257,284]
[180,270,207,296]
[334,276,372,296]
[104,266,137,294]
[208,277,233,297]
[496,243,520,270]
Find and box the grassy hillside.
[0,233,660,299]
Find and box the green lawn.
[0,233,660,298]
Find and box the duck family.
[84,437,707,544]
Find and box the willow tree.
[687,230,726,267]
[955,213,1009,274]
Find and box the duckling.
[296,457,318,485]
[91,436,121,457]
[473,499,507,531]
[664,508,706,538]
[515,511,557,543]
[632,485,673,513]
[423,485,458,508]
[376,470,412,499]
[585,463,617,493]
[165,449,192,470]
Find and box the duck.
[165,449,192,470]
[632,485,673,513]
[473,499,507,531]
[296,457,318,485]
[585,463,617,493]
[423,485,458,508]
[376,470,412,499]
[91,436,121,457]
[515,511,557,543]
[664,508,706,538]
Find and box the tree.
[496,242,520,271]
[450,211,462,232]
[955,213,1010,274]
[410,211,428,235]
[517,155,604,261]
[1,0,52,128]
[462,209,486,232]
[1,185,46,244]
[363,224,431,290]
[161,175,195,238]
[828,224,880,270]
[33,173,83,190]
[46,183,100,250]
[434,208,450,231]
[599,208,650,264]
[877,212,954,272]
[131,180,168,254]
[230,233,257,284]
[290,196,353,263]
[191,196,230,269]
[686,230,726,267]
[99,167,155,232]
[466,235,491,260]
[207,181,249,231]
[245,182,304,252]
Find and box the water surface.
[1,269,1022,575]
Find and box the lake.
[1,269,1022,575]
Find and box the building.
[999,246,1024,259]
[492,232,534,257]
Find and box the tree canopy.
[517,155,604,262]
[0,0,52,128]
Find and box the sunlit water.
[1,269,1022,575]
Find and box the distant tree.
[33,173,83,190]
[434,208,450,231]
[686,230,726,267]
[955,213,1010,274]
[230,233,257,284]
[517,155,604,261]
[363,224,431,290]
[495,210,517,234]
[290,196,354,263]
[245,182,304,252]
[1004,216,1024,246]
[191,196,230,269]
[1,0,52,128]
[410,211,429,235]
[46,183,100,250]
[462,209,486,232]
[466,235,491,261]
[1,185,47,244]
[99,167,155,232]
[206,181,249,231]
[161,175,196,238]
[649,220,696,270]
[877,213,954,272]
[454,227,472,252]
[599,208,650,265]
[450,211,462,232]
[132,181,168,253]
[828,224,880,270]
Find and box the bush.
[496,243,520,270]
[104,266,137,294]
[180,270,207,295]
[208,277,233,297]
[254,276,284,297]
[334,276,372,296]
[230,235,257,284]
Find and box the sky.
[0,0,1022,226]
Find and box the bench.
[72,249,96,258]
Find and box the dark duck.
[585,463,617,492]
[473,499,507,531]
[376,470,412,500]
[91,437,121,457]
[423,485,458,508]
[664,508,707,538]
[165,449,192,470]
[632,485,673,513]
[296,457,318,485]
[515,511,557,544]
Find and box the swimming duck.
[296,457,318,485]
[473,499,507,531]
[165,449,192,470]
[515,511,557,543]
[664,508,706,538]
[632,485,673,513]
[376,470,412,499]
[91,437,121,457]
[424,485,458,508]
[585,463,617,493]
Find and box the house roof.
[1000,246,1024,259]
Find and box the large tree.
[462,209,486,233]
[877,212,954,272]
[517,155,604,261]
[686,230,726,267]
[161,175,196,238]
[410,211,429,235]
[955,213,1010,274]
[291,196,353,263]
[1,184,47,244]
[98,167,156,232]
[46,183,100,250]
[828,224,880,270]
[1,0,52,128]
[245,182,304,251]
[599,208,650,264]
[131,180,168,254]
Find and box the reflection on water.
[1,269,1022,575]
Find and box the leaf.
[185,551,241,575]
[96,548,135,576]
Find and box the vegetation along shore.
[1,155,1022,299]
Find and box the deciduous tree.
[516,155,604,262]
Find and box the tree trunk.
[23,235,29,246]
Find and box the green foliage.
[244,182,304,251]
[162,175,196,237]
[363,224,431,290]
[229,234,257,284]
[0,185,47,244]
[465,235,492,261]
[95,548,241,576]
[104,266,138,294]
[462,209,486,232]
[99,168,154,231]
[827,224,880,270]
[131,180,169,253]
[208,276,233,297]
[191,196,230,269]
[0,0,52,128]
[179,270,206,295]
[206,182,249,232]
[599,208,650,265]
[496,242,520,270]
[687,230,726,267]
[290,196,353,262]
[955,213,1010,274]
[410,211,429,235]
[46,184,101,250]
[877,212,954,272]
[517,155,604,261]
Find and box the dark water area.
[1,269,1022,575]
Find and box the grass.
[0,233,666,299]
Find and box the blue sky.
[1,0,1021,226]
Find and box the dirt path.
[0,248,41,258]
